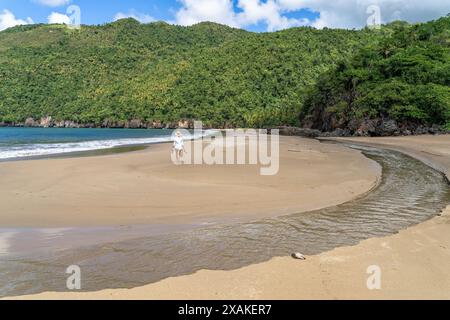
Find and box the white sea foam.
[0,137,170,160]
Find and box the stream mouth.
[0,145,449,297]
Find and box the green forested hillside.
[0,19,374,128]
[0,17,448,131]
[302,17,450,134]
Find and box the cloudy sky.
[0,0,448,32]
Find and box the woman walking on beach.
[173,131,186,162]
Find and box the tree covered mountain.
[0,18,375,128]
[0,16,448,133]
[302,17,450,135]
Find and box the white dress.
[173,136,184,151]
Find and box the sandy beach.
[0,136,379,228]
[3,134,450,300]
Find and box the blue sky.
[0,0,320,32]
[0,0,177,26]
[0,0,448,32]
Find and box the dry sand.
[0,136,379,228]
[4,135,450,300]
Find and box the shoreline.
[0,144,150,163]
[4,135,448,299]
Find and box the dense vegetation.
[0,19,374,128]
[0,17,448,132]
[302,17,450,134]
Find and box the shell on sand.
[291,253,306,260]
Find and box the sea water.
[0,127,176,160]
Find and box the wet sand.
[6,135,449,300]
[0,136,380,228]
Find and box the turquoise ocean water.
[0,127,176,160]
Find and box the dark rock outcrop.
[126,119,143,129]
[278,126,321,138]
[378,119,399,136]
[304,114,449,137]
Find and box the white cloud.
[114,11,156,24]
[276,0,449,29]
[172,0,448,31]
[0,9,33,31]
[173,0,308,31]
[175,0,239,27]
[237,0,308,31]
[47,12,71,25]
[34,0,71,7]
